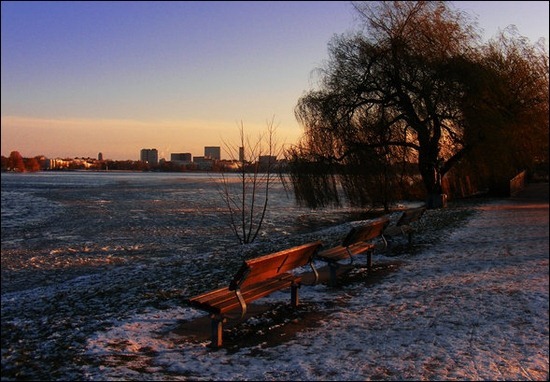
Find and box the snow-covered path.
[82,188,549,381]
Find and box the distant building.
[239,146,245,162]
[45,158,70,170]
[193,156,213,170]
[98,152,103,161]
[219,159,240,171]
[171,152,192,164]
[258,155,278,171]
[259,155,277,166]
[204,146,221,160]
[140,148,158,165]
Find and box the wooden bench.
[185,241,322,348]
[315,217,390,286]
[383,206,426,247]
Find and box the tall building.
[98,152,103,161]
[238,146,245,162]
[204,146,221,160]
[140,148,158,165]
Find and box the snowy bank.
[79,195,548,381]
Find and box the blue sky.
[1,1,549,160]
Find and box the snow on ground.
[81,196,549,381]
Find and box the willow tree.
[287,1,548,208]
[459,27,549,194]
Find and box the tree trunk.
[419,148,446,209]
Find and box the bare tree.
[218,118,282,244]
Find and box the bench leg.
[366,251,372,271]
[291,283,299,307]
[328,263,338,287]
[210,315,226,348]
[385,238,393,253]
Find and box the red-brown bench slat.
[185,241,321,348]
[383,206,426,247]
[188,274,299,314]
[315,217,389,286]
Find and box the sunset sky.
[2,1,549,161]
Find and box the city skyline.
[3,144,227,162]
[2,1,549,160]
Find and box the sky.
[1,1,549,161]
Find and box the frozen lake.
[1,170,385,380]
[1,171,376,293]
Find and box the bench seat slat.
[314,217,389,286]
[187,273,300,315]
[189,286,233,304]
[316,242,376,263]
[184,241,321,347]
[384,207,425,234]
[383,207,425,246]
[217,276,300,314]
[383,225,411,236]
[191,273,296,306]
[395,207,425,226]
[237,243,320,288]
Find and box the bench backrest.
[395,206,426,227]
[229,241,322,290]
[342,216,390,247]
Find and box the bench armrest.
[234,288,247,319]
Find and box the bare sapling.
[218,118,282,244]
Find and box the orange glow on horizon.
[1,115,303,161]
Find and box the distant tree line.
[1,151,287,173]
[1,151,41,172]
[1,151,154,172]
